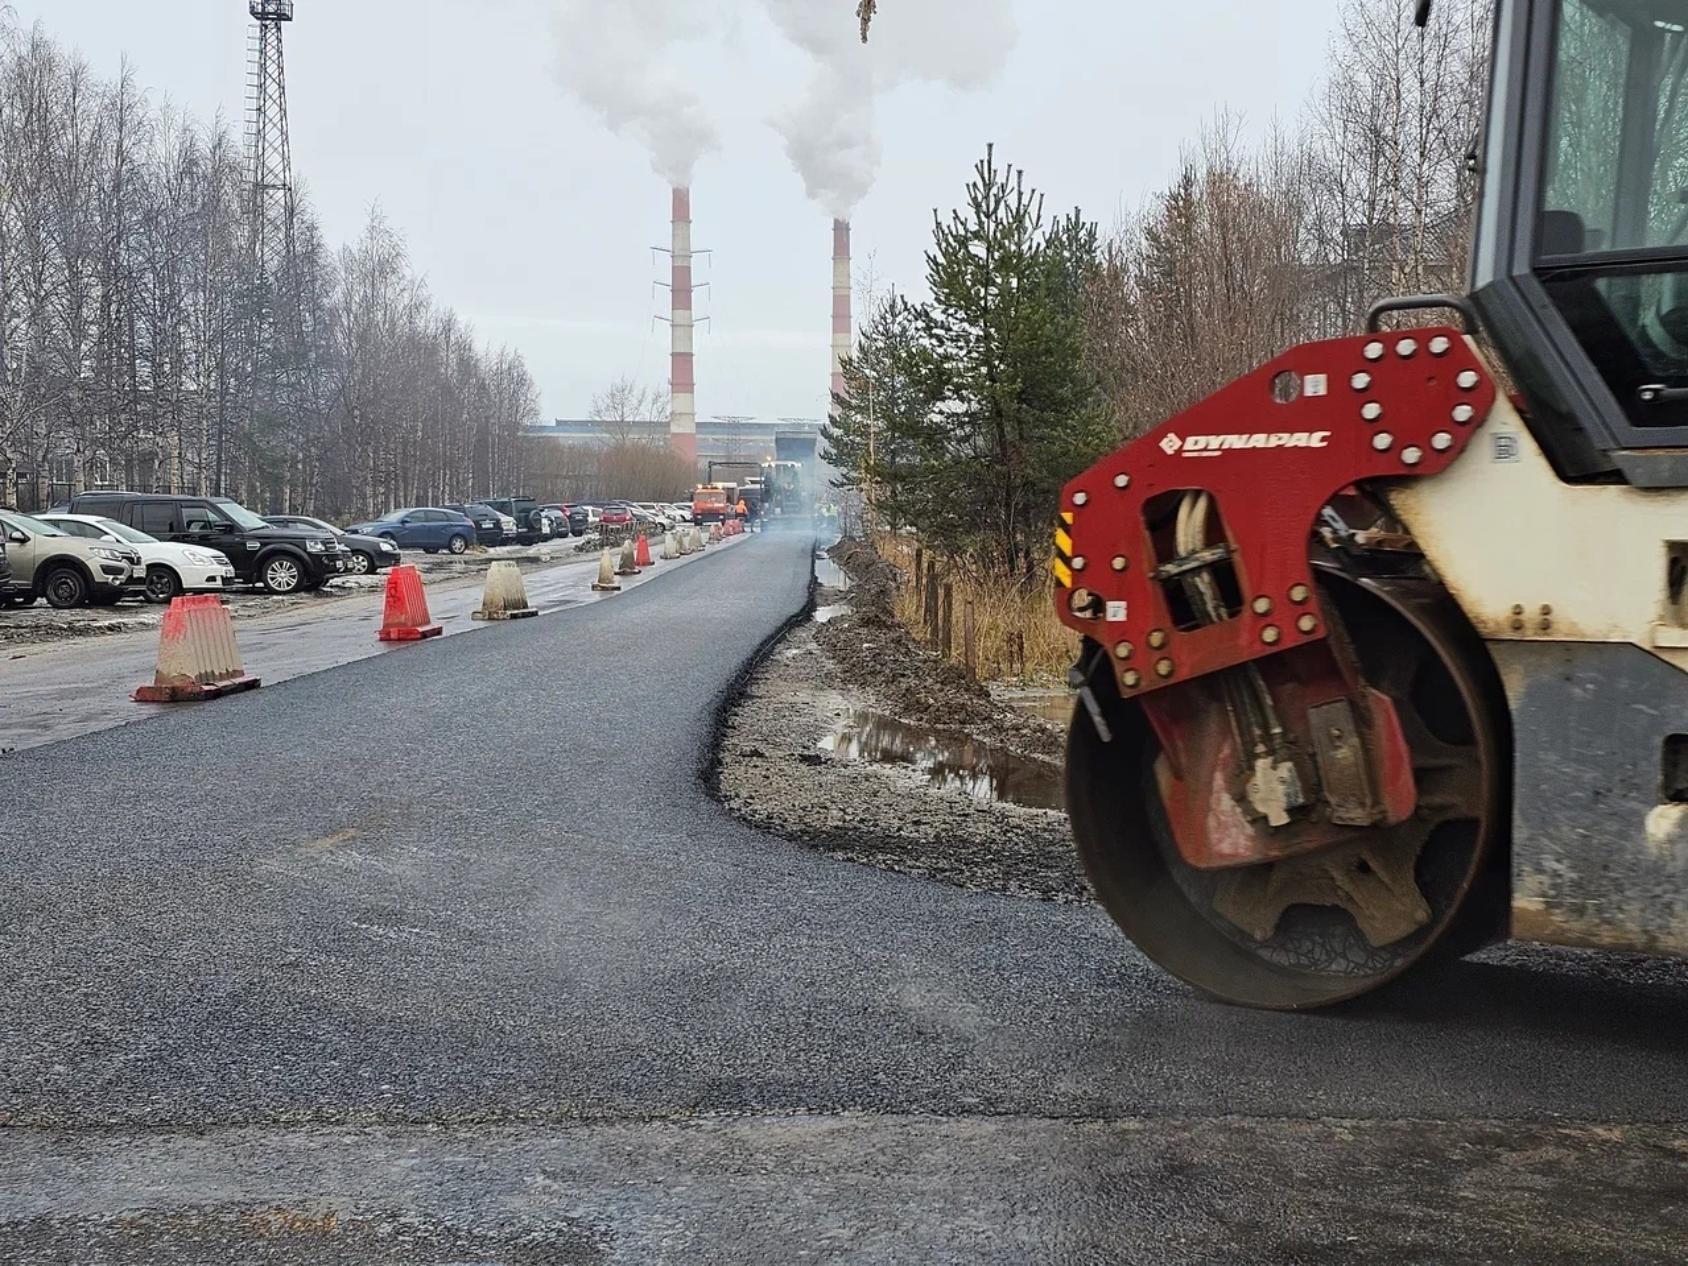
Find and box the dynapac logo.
[1159,430,1332,457]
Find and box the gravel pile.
[716,541,1089,904]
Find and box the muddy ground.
[717,539,1090,904]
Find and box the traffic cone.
[662,531,678,561]
[634,532,654,568]
[616,537,641,577]
[133,595,261,702]
[471,560,538,621]
[591,548,621,592]
[709,522,723,544]
[377,564,443,641]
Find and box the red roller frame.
[1054,328,1496,697]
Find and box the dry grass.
[872,533,1076,684]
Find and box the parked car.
[344,507,476,555]
[599,504,634,528]
[43,512,237,602]
[539,507,569,538]
[67,491,345,595]
[539,503,588,537]
[667,503,695,524]
[0,509,142,608]
[480,496,550,545]
[263,515,400,575]
[0,536,12,600]
[442,502,511,548]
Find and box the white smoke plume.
[552,0,722,186]
[760,0,1018,217]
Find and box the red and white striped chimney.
[830,218,851,417]
[670,186,698,463]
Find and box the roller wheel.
[1066,571,1508,1010]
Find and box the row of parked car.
[343,498,699,552]
[0,490,704,610]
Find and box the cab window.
[1539,0,1688,427]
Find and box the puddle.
[1000,689,1074,727]
[818,710,1065,811]
[813,551,853,623]
[814,554,852,591]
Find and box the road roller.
[1056,0,1688,1007]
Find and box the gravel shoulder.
[717,539,1089,903]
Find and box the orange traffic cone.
[378,564,443,641]
[634,532,654,567]
[133,595,261,702]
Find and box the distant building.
[523,415,825,476]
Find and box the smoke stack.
[670,186,698,463]
[830,218,851,417]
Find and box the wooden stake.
[963,600,977,678]
[941,583,954,659]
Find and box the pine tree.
[823,292,935,532]
[920,145,1109,574]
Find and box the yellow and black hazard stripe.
[1051,511,1074,588]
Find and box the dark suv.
[67,492,345,594]
[541,503,589,537]
[443,502,508,548]
[481,496,550,545]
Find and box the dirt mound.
[818,540,1060,761]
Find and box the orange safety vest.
[736,500,748,516]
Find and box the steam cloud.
[552,0,722,186]
[552,0,1015,213]
[759,0,1018,217]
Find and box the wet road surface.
[0,538,743,754]
[1,530,1686,1262]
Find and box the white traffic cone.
[591,548,621,592]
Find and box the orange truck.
[691,484,731,524]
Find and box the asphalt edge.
[699,533,819,801]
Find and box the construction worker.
[735,497,748,522]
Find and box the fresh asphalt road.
[0,539,738,755]
[1,529,1686,1263]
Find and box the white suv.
[0,510,141,608]
[43,512,237,604]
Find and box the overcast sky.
[16,0,1342,422]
